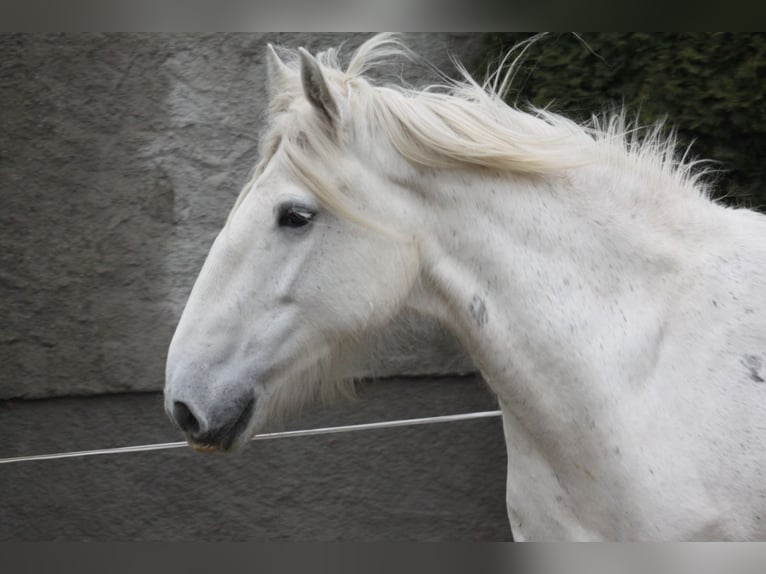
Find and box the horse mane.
[252,34,710,203]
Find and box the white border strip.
[0,410,502,465]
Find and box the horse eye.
[278,204,315,229]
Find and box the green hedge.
[480,33,766,208]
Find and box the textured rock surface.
[0,34,486,399]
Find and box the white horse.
[164,34,766,540]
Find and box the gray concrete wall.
[0,33,485,399]
[0,375,511,541]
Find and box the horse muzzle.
[167,396,256,452]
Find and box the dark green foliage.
[480,33,766,208]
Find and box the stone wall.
[0,34,484,399]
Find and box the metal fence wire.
[0,410,503,465]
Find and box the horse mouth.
[189,442,222,453]
[188,398,256,453]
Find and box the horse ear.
[298,47,339,127]
[265,43,290,100]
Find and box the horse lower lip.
[190,442,221,453]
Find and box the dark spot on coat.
[469,294,488,327]
[294,131,309,149]
[741,354,765,383]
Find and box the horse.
[164,34,766,540]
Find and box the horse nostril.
[173,401,200,435]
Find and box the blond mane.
[231,33,710,227]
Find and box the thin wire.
[0,410,502,466]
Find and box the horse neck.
[406,161,712,428]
